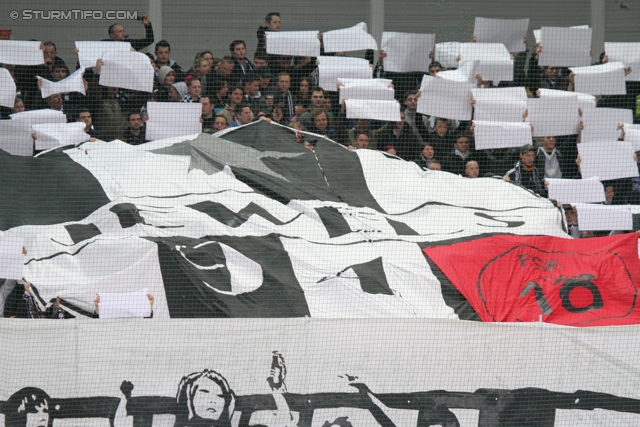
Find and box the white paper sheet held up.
[5,109,68,155]
[474,17,529,53]
[38,68,86,98]
[434,42,460,68]
[318,56,371,91]
[380,32,435,72]
[0,236,25,280]
[322,22,378,53]
[146,103,202,140]
[605,42,640,81]
[0,68,17,108]
[459,43,513,82]
[573,203,633,231]
[546,178,605,204]
[471,87,527,122]
[345,99,401,122]
[473,120,532,150]
[538,88,597,113]
[526,96,580,136]
[533,25,589,44]
[338,78,392,87]
[10,109,68,126]
[569,62,627,95]
[266,31,320,57]
[577,141,638,180]
[436,60,477,83]
[417,75,474,121]
[99,51,154,93]
[0,41,43,65]
[338,79,394,102]
[623,125,640,152]
[32,122,89,150]
[0,120,34,156]
[538,27,592,67]
[75,41,132,69]
[98,288,150,319]
[580,108,632,144]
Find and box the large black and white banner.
[1,319,640,427]
[0,122,574,321]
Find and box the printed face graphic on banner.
[191,378,226,420]
[25,403,49,427]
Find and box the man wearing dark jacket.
[534,136,574,179]
[256,12,281,53]
[442,133,478,176]
[103,15,154,52]
[504,144,547,197]
[154,40,186,82]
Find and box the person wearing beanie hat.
[158,66,176,89]
[503,144,547,197]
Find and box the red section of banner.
[424,234,640,326]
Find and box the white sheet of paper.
[38,67,86,98]
[546,178,605,204]
[0,67,16,108]
[569,62,627,95]
[578,141,638,180]
[322,22,378,52]
[98,288,150,319]
[605,42,640,81]
[436,60,477,83]
[471,87,527,122]
[75,41,132,69]
[473,120,532,150]
[266,31,320,57]
[580,108,632,144]
[10,109,68,126]
[624,127,640,152]
[0,41,43,65]
[0,237,25,280]
[146,102,202,140]
[345,99,401,122]
[474,17,529,53]
[32,122,89,150]
[338,78,392,87]
[538,27,592,67]
[459,43,513,82]
[417,75,474,121]
[318,56,372,91]
[338,79,394,102]
[5,109,67,155]
[380,32,435,72]
[526,96,580,136]
[538,88,597,113]
[434,42,460,68]
[534,25,589,44]
[574,203,633,231]
[0,120,34,156]
[99,51,154,93]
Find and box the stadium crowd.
[2,14,640,205]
